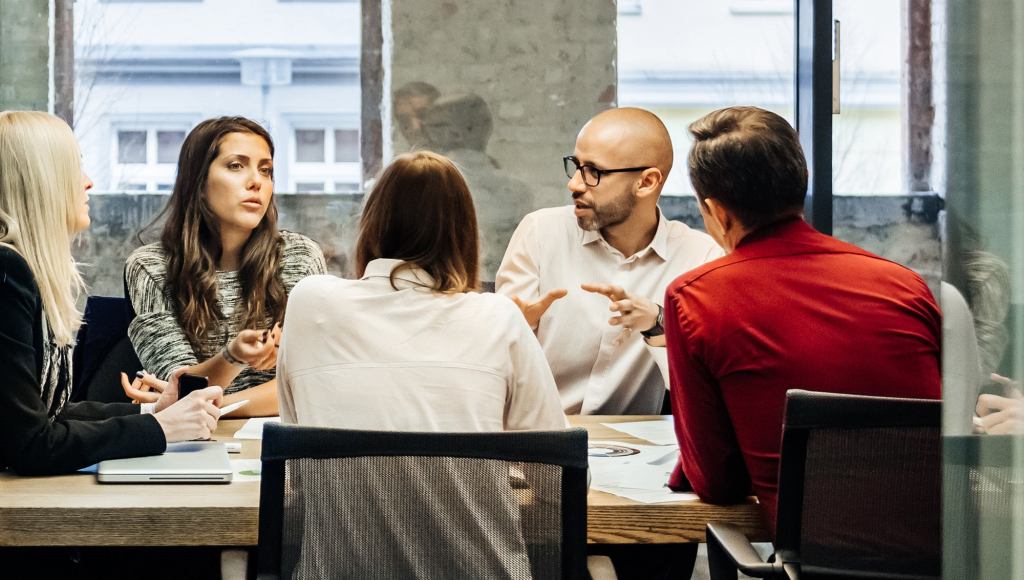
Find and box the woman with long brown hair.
[124,117,325,417]
[275,149,565,579]
[278,150,563,430]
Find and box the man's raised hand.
[510,288,568,329]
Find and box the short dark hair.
[355,151,479,293]
[687,106,808,230]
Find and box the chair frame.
[707,389,941,580]
[255,423,589,580]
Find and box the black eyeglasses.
[563,155,650,187]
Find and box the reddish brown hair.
[355,151,479,292]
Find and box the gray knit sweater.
[125,231,326,394]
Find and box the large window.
[73,0,360,193]
[831,0,905,195]
[618,0,908,197]
[617,0,794,196]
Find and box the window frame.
[282,113,361,194]
[109,114,197,193]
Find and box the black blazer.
[0,246,165,475]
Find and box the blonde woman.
[0,111,221,475]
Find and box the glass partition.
[942,1,1024,578]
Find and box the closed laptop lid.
[97,441,232,483]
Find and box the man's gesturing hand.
[510,288,568,329]
[581,283,659,346]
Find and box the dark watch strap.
[641,304,665,338]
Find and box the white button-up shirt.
[277,259,567,432]
[496,206,723,414]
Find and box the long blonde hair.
[0,111,86,346]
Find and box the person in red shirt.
[664,106,942,534]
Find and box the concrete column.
[0,0,50,111]
[904,0,933,193]
[385,0,617,279]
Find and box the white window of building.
[287,125,361,193]
[111,127,188,192]
[116,130,147,164]
[73,0,361,194]
[334,129,360,163]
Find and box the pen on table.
[218,399,250,417]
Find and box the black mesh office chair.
[71,295,142,403]
[706,389,941,580]
[944,433,1024,580]
[255,423,591,580]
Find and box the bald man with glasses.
[496,107,722,417]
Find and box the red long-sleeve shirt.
[664,218,941,534]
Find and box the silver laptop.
[97,441,233,483]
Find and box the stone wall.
[386,0,616,278]
[76,194,365,297]
[0,0,49,111]
[76,193,942,297]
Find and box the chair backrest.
[257,423,589,580]
[774,389,941,579]
[71,295,142,402]
[944,434,1024,580]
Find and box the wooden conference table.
[0,416,769,547]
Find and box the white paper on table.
[588,440,691,504]
[232,417,280,440]
[601,416,676,445]
[230,459,262,482]
[594,486,700,504]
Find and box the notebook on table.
[97,441,232,483]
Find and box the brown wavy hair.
[159,117,286,348]
[356,151,479,292]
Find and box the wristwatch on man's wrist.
[641,304,665,338]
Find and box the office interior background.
[0,0,1021,577]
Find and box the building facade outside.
[75,0,905,197]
